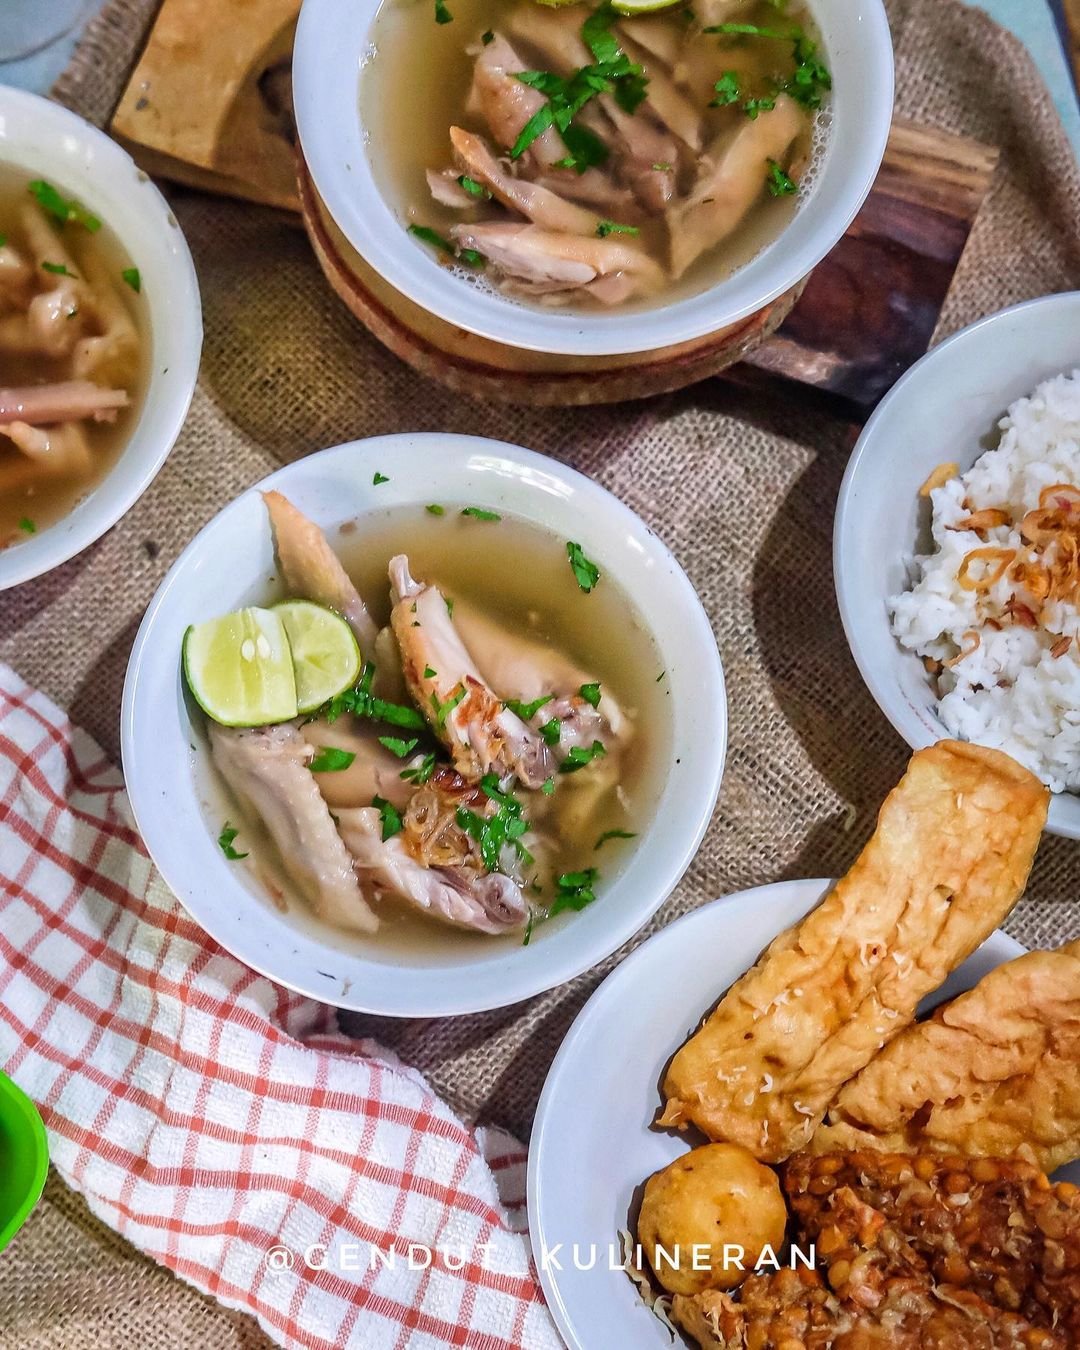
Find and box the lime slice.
[609,0,683,12]
[275,600,362,715]
[183,607,298,727]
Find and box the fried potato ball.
[637,1142,788,1296]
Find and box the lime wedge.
[275,600,362,714]
[183,607,298,727]
[609,0,683,11]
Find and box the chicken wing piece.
[448,127,600,235]
[298,716,415,811]
[389,554,554,788]
[336,806,527,934]
[453,602,629,745]
[668,95,805,278]
[810,939,1080,1173]
[0,421,92,476]
[208,722,379,933]
[450,222,664,304]
[262,491,379,655]
[658,742,1049,1163]
[0,380,129,426]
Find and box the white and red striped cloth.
[0,664,560,1350]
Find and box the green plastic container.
[0,1068,48,1254]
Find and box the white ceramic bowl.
[835,293,1080,840]
[292,0,893,358]
[121,433,727,1017]
[0,88,202,591]
[529,878,1074,1350]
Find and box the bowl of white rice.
[835,291,1080,839]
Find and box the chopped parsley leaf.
[704,21,798,37]
[481,28,494,43]
[523,908,538,945]
[458,174,492,200]
[509,4,647,169]
[0,234,6,248]
[430,684,467,727]
[378,735,419,759]
[217,822,248,860]
[308,746,356,773]
[457,776,534,871]
[372,471,390,485]
[434,0,452,21]
[560,740,607,773]
[423,666,437,679]
[710,71,741,106]
[651,161,673,172]
[541,777,556,796]
[401,752,437,784]
[41,261,75,277]
[596,219,639,238]
[505,694,553,720]
[28,180,101,232]
[426,503,445,515]
[121,267,141,293]
[567,540,600,592]
[372,795,403,840]
[578,682,601,708]
[595,828,637,849]
[538,717,562,746]
[743,95,777,118]
[766,159,798,196]
[461,506,501,521]
[17,517,36,534]
[408,223,483,267]
[445,596,455,618]
[549,867,600,915]
[323,662,427,730]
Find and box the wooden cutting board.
[109,0,1000,413]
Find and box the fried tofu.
[811,939,1080,1172]
[658,742,1048,1162]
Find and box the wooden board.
[110,2,999,412]
[1065,0,1080,90]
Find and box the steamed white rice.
[889,370,1080,793]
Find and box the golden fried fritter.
[658,742,1048,1162]
[811,940,1080,1173]
[637,1144,788,1296]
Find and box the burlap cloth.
[1,1,1078,1344]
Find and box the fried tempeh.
[811,939,1080,1173]
[785,1150,1080,1344]
[658,742,1048,1162]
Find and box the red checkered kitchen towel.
[0,664,561,1350]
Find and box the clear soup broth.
[201,505,673,960]
[361,0,829,314]
[0,166,148,546]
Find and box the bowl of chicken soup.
[292,0,892,360]
[121,433,727,1016]
[0,88,201,589]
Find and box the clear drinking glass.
[0,0,92,63]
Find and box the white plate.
[121,433,726,1018]
[528,878,1077,1350]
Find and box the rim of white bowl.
[121,433,728,1016]
[834,291,1080,839]
[0,88,202,591]
[292,0,894,357]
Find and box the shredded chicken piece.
[0,380,129,426]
